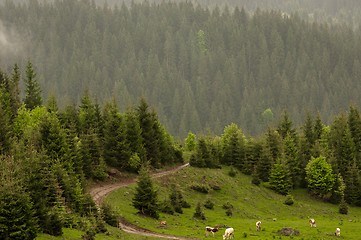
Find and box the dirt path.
[89,163,198,240]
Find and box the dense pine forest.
[1,62,361,239]
[1,1,361,238]
[1,0,361,137]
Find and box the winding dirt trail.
[89,163,199,240]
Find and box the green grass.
[36,226,160,240]
[106,166,361,239]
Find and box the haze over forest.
[1,0,361,138]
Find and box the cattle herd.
[204,219,341,238]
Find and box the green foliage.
[23,61,42,110]
[132,165,159,219]
[305,156,335,200]
[169,184,187,214]
[339,198,349,215]
[193,202,206,220]
[284,194,295,206]
[190,184,210,193]
[269,163,292,195]
[184,131,197,151]
[204,199,214,210]
[159,199,175,215]
[228,167,237,177]
[0,156,38,240]
[221,123,246,168]
[222,202,234,216]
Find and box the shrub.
[181,200,191,208]
[210,183,221,191]
[101,204,119,227]
[190,184,210,193]
[228,167,237,177]
[193,202,206,220]
[339,198,348,215]
[222,202,234,216]
[284,194,295,206]
[204,199,214,210]
[159,199,175,215]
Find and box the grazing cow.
[159,220,167,226]
[335,227,341,237]
[223,227,234,240]
[309,218,316,227]
[256,221,262,231]
[205,226,219,237]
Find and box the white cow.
[256,221,262,231]
[223,227,234,240]
[335,227,341,237]
[309,218,316,227]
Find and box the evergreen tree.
[344,161,361,206]
[103,101,130,169]
[23,61,42,110]
[348,106,361,169]
[9,64,21,119]
[132,164,159,219]
[305,156,335,200]
[221,123,245,168]
[277,111,296,139]
[269,161,292,195]
[0,155,37,240]
[125,109,146,168]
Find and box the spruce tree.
[132,164,159,219]
[269,161,292,195]
[23,61,42,110]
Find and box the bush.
[339,198,348,215]
[159,199,175,215]
[190,184,210,193]
[228,167,237,177]
[204,199,214,210]
[222,202,234,216]
[101,204,119,227]
[284,194,295,206]
[181,200,191,208]
[193,202,206,220]
[210,183,221,191]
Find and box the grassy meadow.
[105,166,361,239]
[36,226,158,240]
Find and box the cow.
[223,227,234,240]
[256,221,262,231]
[309,218,316,227]
[335,227,341,237]
[205,226,219,237]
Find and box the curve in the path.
[89,163,198,240]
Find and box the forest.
[1,0,361,137]
[1,0,361,238]
[1,62,361,239]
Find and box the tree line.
[0,62,182,239]
[1,0,361,138]
[186,108,361,211]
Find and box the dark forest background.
[1,0,361,139]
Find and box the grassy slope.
[36,226,158,240]
[106,166,361,239]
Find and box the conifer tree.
[221,123,245,168]
[305,156,335,200]
[103,101,130,169]
[132,164,159,219]
[0,155,38,240]
[269,161,292,195]
[24,61,42,110]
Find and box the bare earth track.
[89,163,198,240]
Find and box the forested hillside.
[0,62,183,239]
[1,0,361,138]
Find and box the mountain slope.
[106,166,361,239]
